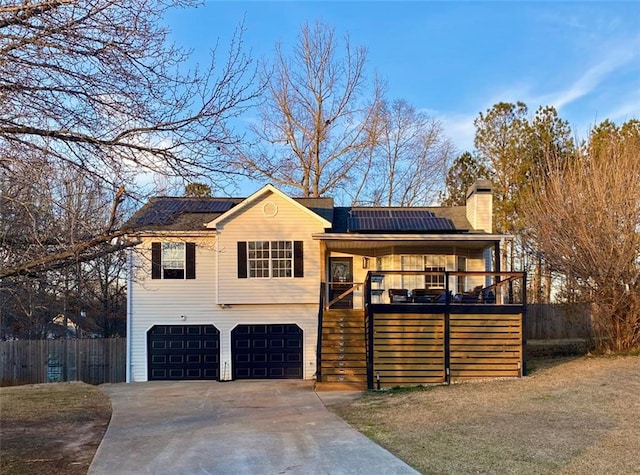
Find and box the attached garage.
[231,324,303,379]
[147,325,220,380]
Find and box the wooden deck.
[318,304,525,390]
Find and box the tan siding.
[215,192,325,304]
[466,192,493,232]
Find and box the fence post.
[366,304,375,390]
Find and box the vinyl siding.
[129,214,323,381]
[466,192,493,232]
[215,191,326,304]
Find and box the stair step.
[319,374,367,384]
[314,381,367,391]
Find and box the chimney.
[466,180,493,232]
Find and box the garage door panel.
[203,340,219,349]
[253,339,267,349]
[286,339,301,349]
[236,339,250,348]
[271,339,284,349]
[147,325,220,381]
[286,367,302,378]
[232,324,303,380]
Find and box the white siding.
[129,238,318,381]
[215,191,326,305]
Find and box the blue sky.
[164,0,639,155]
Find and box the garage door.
[147,325,220,380]
[231,324,303,379]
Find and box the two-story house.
[126,181,526,388]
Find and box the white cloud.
[538,47,637,110]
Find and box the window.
[248,241,274,278]
[424,255,446,289]
[151,242,196,279]
[162,242,185,279]
[270,241,293,277]
[247,241,292,278]
[238,241,303,278]
[457,256,467,294]
[401,255,424,291]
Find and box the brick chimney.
[466,180,493,232]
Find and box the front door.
[330,257,353,309]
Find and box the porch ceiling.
[314,233,508,252]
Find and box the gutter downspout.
[126,247,133,383]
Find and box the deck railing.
[323,281,365,310]
[363,270,526,307]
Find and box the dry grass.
[331,356,640,474]
[0,382,111,475]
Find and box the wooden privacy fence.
[0,338,126,386]
[367,307,524,389]
[526,303,592,340]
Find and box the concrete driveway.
[89,380,419,475]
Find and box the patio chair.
[411,288,432,303]
[388,288,409,303]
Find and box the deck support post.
[444,271,451,385]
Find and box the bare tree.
[1,0,258,183]
[353,99,453,206]
[0,163,129,279]
[233,21,382,197]
[0,0,259,278]
[522,119,640,352]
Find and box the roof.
[125,194,335,232]
[124,197,243,231]
[330,206,472,233]
[125,190,476,234]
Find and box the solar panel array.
[348,209,455,232]
[133,199,235,226]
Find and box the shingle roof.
[125,196,335,232]
[125,196,474,234]
[124,197,242,231]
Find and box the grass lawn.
[330,356,640,475]
[0,382,111,475]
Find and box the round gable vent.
[263,201,278,217]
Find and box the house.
[125,181,526,388]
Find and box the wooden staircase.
[316,309,367,390]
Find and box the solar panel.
[348,209,455,232]
[133,199,235,226]
[151,199,235,214]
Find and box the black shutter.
[237,241,247,278]
[186,242,196,279]
[294,241,304,278]
[151,242,162,279]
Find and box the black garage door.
[147,325,220,380]
[231,324,303,379]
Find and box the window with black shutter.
[237,241,304,279]
[151,242,196,279]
